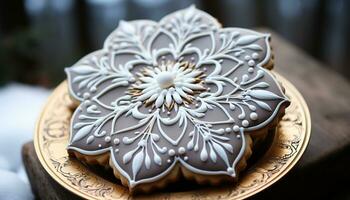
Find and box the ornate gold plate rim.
[34,72,311,200]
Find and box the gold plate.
[34,72,311,200]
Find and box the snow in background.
[0,83,50,200]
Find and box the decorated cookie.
[65,6,289,192]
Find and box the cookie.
[65,6,289,193]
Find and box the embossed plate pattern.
[34,73,310,200]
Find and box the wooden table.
[22,29,350,199]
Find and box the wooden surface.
[23,29,350,199]
[22,142,83,200]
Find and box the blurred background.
[0,0,349,87]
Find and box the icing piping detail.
[66,5,289,188]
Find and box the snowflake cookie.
[66,6,289,192]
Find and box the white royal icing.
[65,5,289,188]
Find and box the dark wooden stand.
[22,29,350,199]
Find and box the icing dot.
[191,57,195,61]
[168,149,176,156]
[252,53,259,59]
[77,92,81,96]
[156,71,174,89]
[151,134,160,141]
[167,111,171,116]
[115,149,119,153]
[195,103,199,107]
[244,55,251,61]
[167,159,172,163]
[234,52,241,56]
[84,100,91,106]
[113,138,120,145]
[250,112,258,120]
[83,93,90,99]
[227,167,234,174]
[217,128,225,134]
[122,137,129,144]
[148,109,152,113]
[129,77,136,82]
[237,134,241,139]
[90,87,97,93]
[249,105,256,111]
[178,147,186,155]
[203,67,207,71]
[207,87,211,91]
[248,60,255,66]
[104,136,111,143]
[225,127,232,133]
[248,67,254,73]
[242,120,249,127]
[98,144,102,148]
[184,156,189,161]
[233,125,240,132]
[161,56,166,60]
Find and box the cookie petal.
[110,107,175,187]
[158,6,220,61]
[67,98,132,154]
[160,5,221,32]
[196,29,288,132]
[179,124,246,177]
[66,50,135,102]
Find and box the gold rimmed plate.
[34,72,311,199]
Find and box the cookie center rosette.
[65,6,289,191]
[129,60,206,110]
